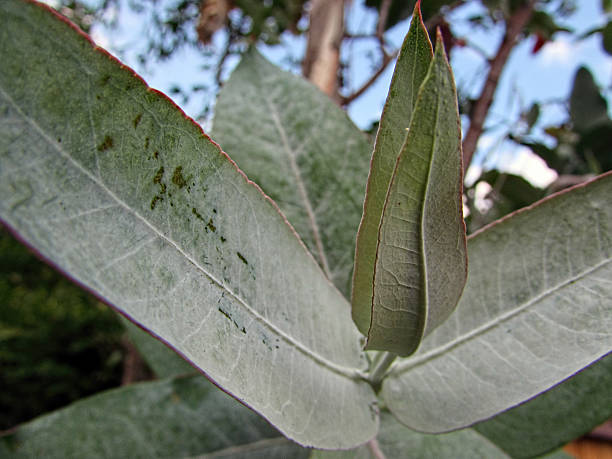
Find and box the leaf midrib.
[0,84,362,382]
[266,98,332,279]
[391,256,611,376]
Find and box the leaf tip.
[435,27,445,51]
[413,0,424,24]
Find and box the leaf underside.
[351,2,433,336]
[212,50,371,297]
[353,9,467,357]
[0,0,377,448]
[382,172,612,432]
[368,34,466,356]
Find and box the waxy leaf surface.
[474,352,612,458]
[362,33,467,356]
[310,412,508,459]
[0,0,377,448]
[352,3,433,334]
[0,376,308,458]
[382,173,612,432]
[213,50,371,296]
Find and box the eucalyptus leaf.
[352,2,433,335]
[474,353,612,458]
[360,32,467,356]
[0,0,377,448]
[382,173,612,432]
[309,412,508,459]
[0,375,307,459]
[212,49,371,296]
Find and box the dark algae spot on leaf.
[206,218,216,233]
[153,166,166,194]
[217,306,247,334]
[192,207,205,222]
[172,166,187,188]
[96,135,113,152]
[220,236,226,243]
[133,113,142,129]
[236,252,248,265]
[153,166,164,184]
[151,167,167,209]
[150,195,163,210]
[218,306,231,321]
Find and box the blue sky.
[44,0,611,185]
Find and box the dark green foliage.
[0,229,124,430]
[0,375,308,459]
[517,67,612,176]
[570,67,609,133]
[234,0,307,42]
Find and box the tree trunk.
[302,0,344,101]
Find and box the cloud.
[497,146,558,188]
[90,29,111,50]
[464,165,483,187]
[538,36,575,66]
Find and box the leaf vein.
[0,85,363,382]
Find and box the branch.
[302,0,345,99]
[376,0,392,39]
[343,32,380,40]
[214,36,232,88]
[548,174,595,193]
[461,1,536,170]
[340,0,465,107]
[340,48,398,106]
[367,437,387,459]
[424,0,466,29]
[121,337,153,385]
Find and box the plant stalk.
[368,351,397,388]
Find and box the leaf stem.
[367,437,387,459]
[368,351,397,388]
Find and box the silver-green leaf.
[0,0,377,448]
[212,49,371,296]
[382,173,612,432]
